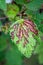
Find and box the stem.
[0,17,8,20]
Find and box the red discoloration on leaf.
[24,19,36,27]
[24,20,38,35]
[10,19,38,46]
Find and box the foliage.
[25,0,43,11]
[6,4,19,21]
[9,19,38,58]
[34,32,43,64]
[0,0,43,65]
[0,0,7,11]
[5,44,22,65]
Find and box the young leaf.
[6,4,19,21]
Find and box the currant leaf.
[9,19,39,58]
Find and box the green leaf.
[0,21,2,28]
[25,10,43,33]
[25,9,35,20]
[5,45,22,65]
[39,53,43,64]
[0,0,7,11]
[15,0,26,5]
[6,4,19,21]
[15,32,36,58]
[0,34,8,51]
[34,34,43,64]
[0,51,6,61]
[25,9,34,16]
[25,0,43,11]
[34,37,43,54]
[29,12,43,32]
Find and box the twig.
[0,17,8,20]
